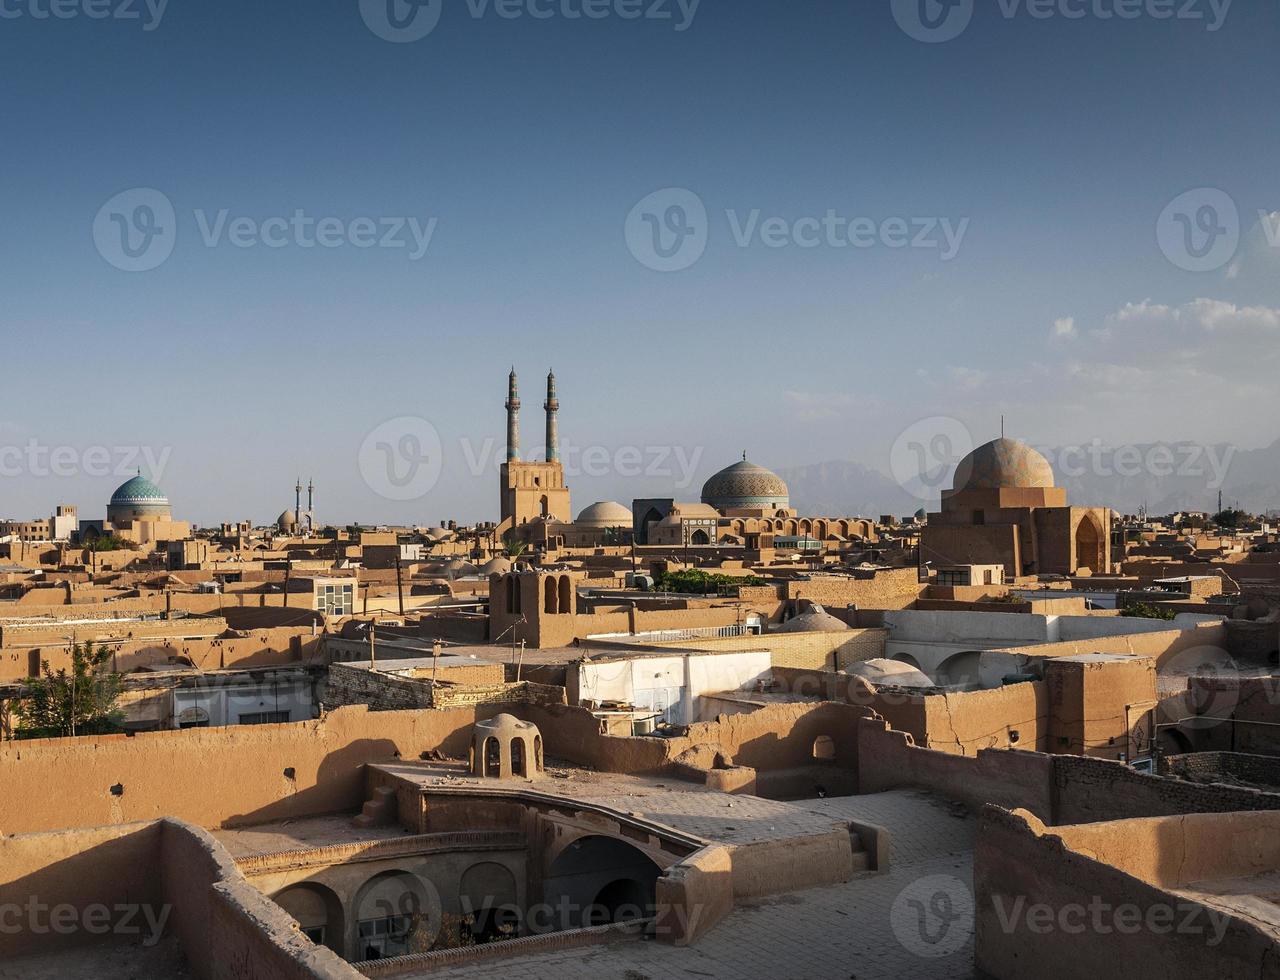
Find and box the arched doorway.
[272,882,344,955]
[459,862,519,944]
[353,870,436,961]
[587,878,649,926]
[542,836,663,932]
[690,529,710,546]
[1075,515,1104,574]
[558,576,573,614]
[544,577,558,614]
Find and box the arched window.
[544,577,558,614]
[484,736,501,778]
[812,735,835,760]
[558,575,572,614]
[511,738,526,777]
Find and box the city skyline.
[2,0,1278,522]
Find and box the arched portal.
[690,529,710,546]
[1075,514,1105,574]
[272,882,344,955]
[937,650,982,688]
[353,870,436,962]
[542,836,663,931]
[586,878,649,927]
[459,862,519,944]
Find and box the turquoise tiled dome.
[110,474,169,505]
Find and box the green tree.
[652,568,765,594]
[1213,509,1247,529]
[1120,602,1176,621]
[15,641,124,739]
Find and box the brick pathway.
[415,789,979,980]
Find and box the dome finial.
[742,450,747,462]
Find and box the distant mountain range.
[778,439,1280,518]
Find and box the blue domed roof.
[701,456,790,509]
[110,474,169,506]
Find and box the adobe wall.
[679,701,871,773]
[855,719,1056,819]
[975,807,1280,980]
[769,666,1046,755]
[1161,751,1280,788]
[162,819,358,980]
[0,821,164,958]
[653,845,734,946]
[992,620,1227,669]
[1052,755,1280,824]
[0,699,866,837]
[1,627,321,682]
[0,705,489,835]
[780,567,924,610]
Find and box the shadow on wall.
[0,824,166,960]
[225,737,401,827]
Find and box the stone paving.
[413,789,979,980]
[375,762,847,847]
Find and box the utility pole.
[395,555,405,617]
[369,621,376,668]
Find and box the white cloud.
[1106,297,1280,333]
[1052,316,1077,339]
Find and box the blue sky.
[1,0,1277,525]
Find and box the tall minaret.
[294,479,302,521]
[307,480,314,521]
[544,369,559,463]
[505,368,521,462]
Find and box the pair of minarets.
[294,479,313,517]
[506,369,559,464]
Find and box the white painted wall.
[574,650,772,725]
